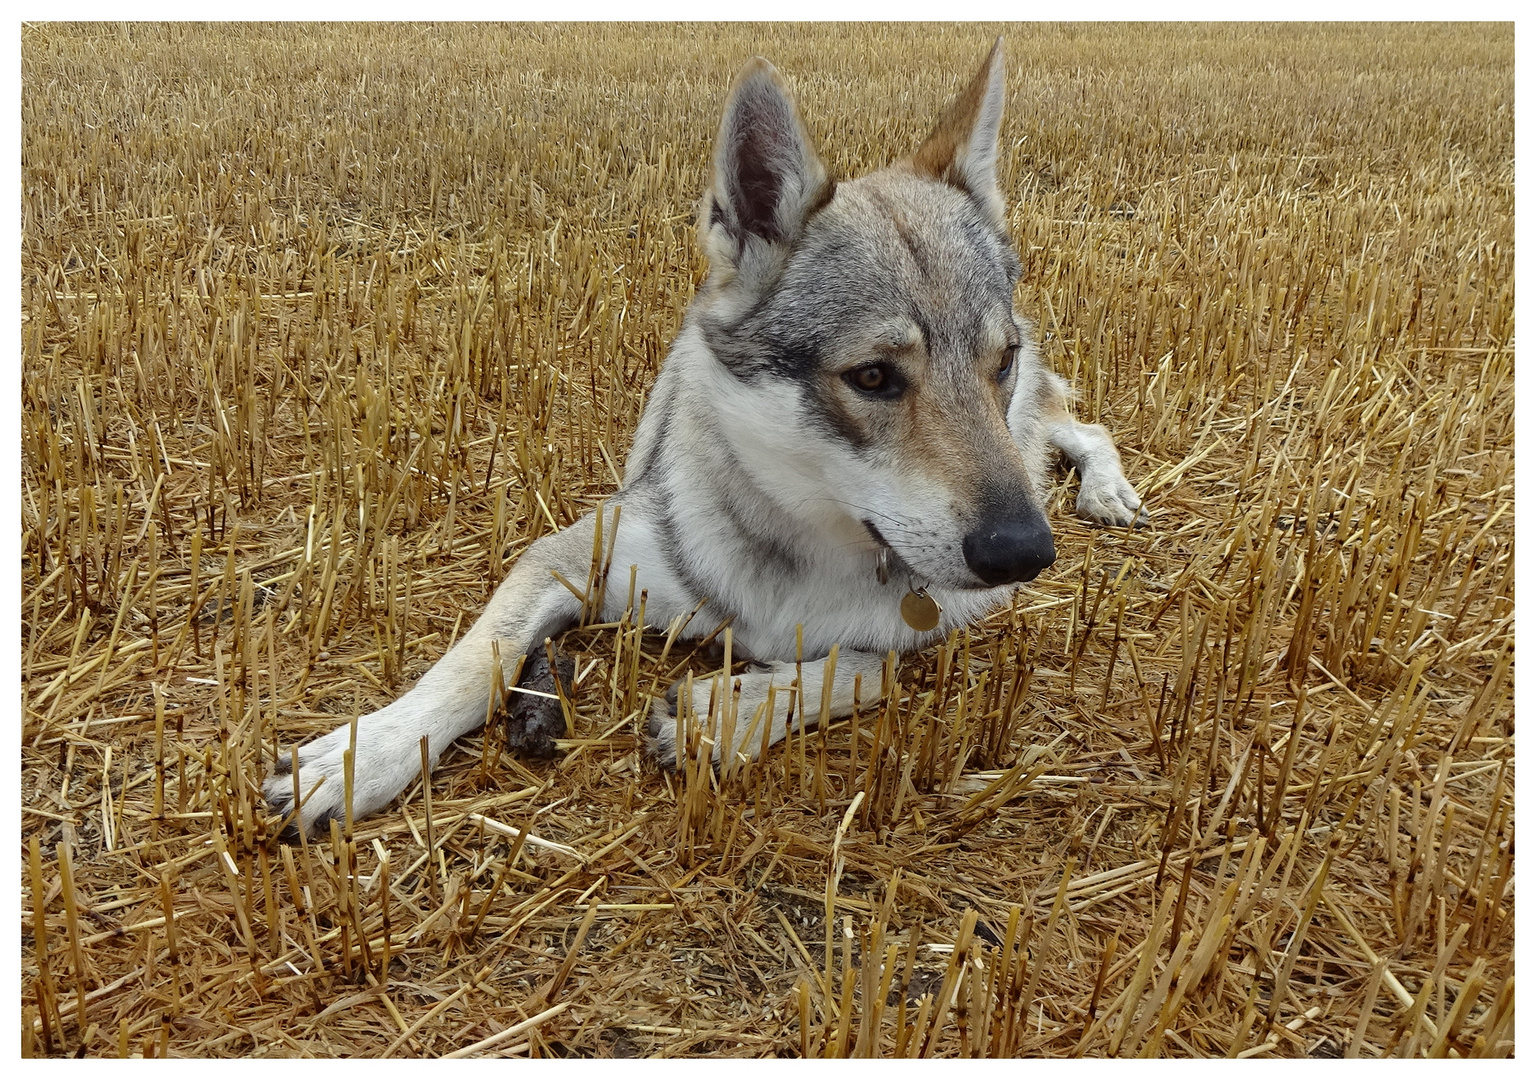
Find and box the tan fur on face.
[821,328,1025,517]
[805,168,1033,523]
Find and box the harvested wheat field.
[19,22,1514,1058]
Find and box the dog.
[265,39,1146,836]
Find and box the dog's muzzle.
[961,508,1056,586]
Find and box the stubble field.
[20,22,1513,1057]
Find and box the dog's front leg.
[649,649,887,769]
[1027,371,1148,528]
[264,513,601,836]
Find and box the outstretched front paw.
[1076,475,1149,528]
[263,714,425,839]
[263,735,352,839]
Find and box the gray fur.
[264,42,1147,833]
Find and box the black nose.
[962,509,1056,586]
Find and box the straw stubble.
[21,22,1512,1059]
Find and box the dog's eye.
[998,346,1020,381]
[845,362,904,399]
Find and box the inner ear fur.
[703,57,832,275]
[909,37,1007,227]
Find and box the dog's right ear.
[702,58,831,278]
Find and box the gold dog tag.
[900,588,941,632]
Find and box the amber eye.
[856,366,886,390]
[998,346,1020,380]
[844,361,905,399]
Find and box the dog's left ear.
[911,37,1007,228]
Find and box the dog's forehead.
[777,171,1019,357]
[869,321,924,350]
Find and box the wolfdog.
[265,39,1146,836]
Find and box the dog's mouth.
[863,519,985,591]
[863,519,1012,592]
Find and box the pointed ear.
[911,37,1007,227]
[702,57,831,275]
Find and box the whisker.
[797,496,918,530]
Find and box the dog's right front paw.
[263,718,422,839]
[267,746,345,841]
[263,736,353,839]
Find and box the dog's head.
[695,40,1056,591]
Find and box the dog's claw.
[263,783,298,839]
[263,757,297,837]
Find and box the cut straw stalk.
[443,1003,569,1058]
[468,812,584,860]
